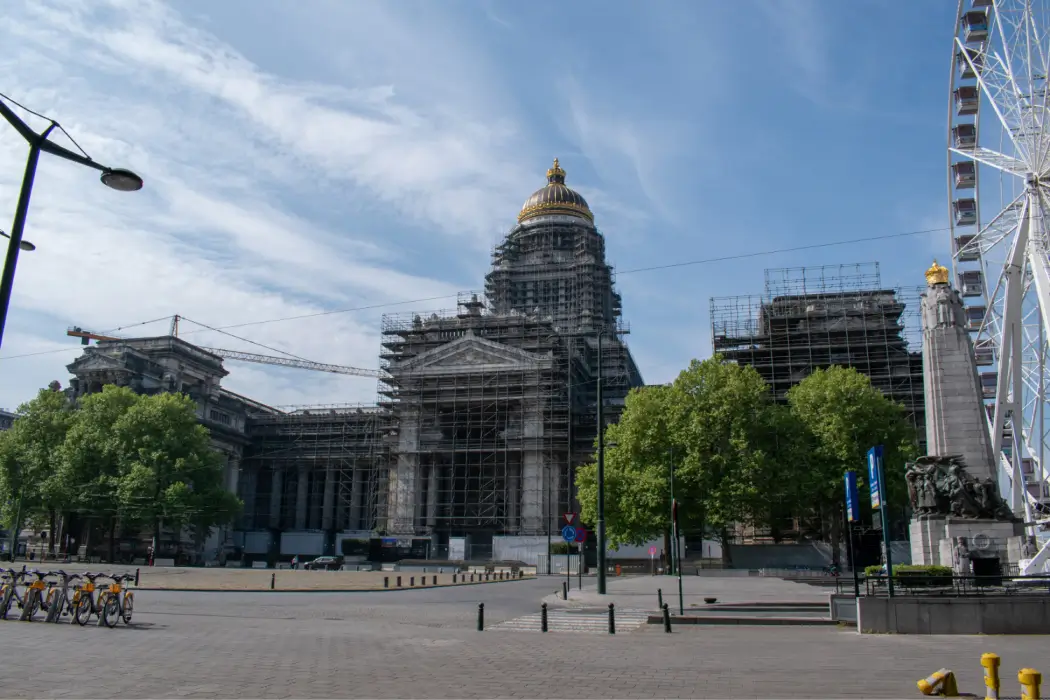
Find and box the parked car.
[303,555,344,571]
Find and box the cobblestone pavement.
[1,579,1049,698]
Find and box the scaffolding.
[711,263,926,541]
[240,405,392,533]
[376,216,641,548]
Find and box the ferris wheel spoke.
[952,145,1030,175]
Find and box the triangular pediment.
[67,351,127,374]
[395,332,549,375]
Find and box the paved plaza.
[0,572,1048,698]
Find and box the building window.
[209,409,231,426]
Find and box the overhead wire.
[0,224,947,363]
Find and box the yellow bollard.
[918,669,959,697]
[981,653,1001,700]
[1019,668,1042,700]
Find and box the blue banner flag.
[867,445,884,510]
[844,471,860,522]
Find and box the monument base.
[909,517,1024,569]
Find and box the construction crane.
[66,327,383,379]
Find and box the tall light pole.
[596,329,607,595]
[0,95,143,351]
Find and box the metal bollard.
[1020,669,1042,700]
[397,576,402,587]
[662,603,672,633]
[432,575,437,585]
[477,603,485,631]
[270,572,275,590]
[135,568,140,587]
[562,581,568,600]
[981,653,1000,700]
[384,576,389,589]
[541,603,548,633]
[608,603,616,634]
[658,588,663,609]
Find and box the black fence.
[861,573,1050,597]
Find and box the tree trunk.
[47,509,56,556]
[107,518,117,563]
[719,526,733,567]
[662,529,672,575]
[828,503,842,568]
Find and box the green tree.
[786,366,919,563]
[110,392,241,555]
[576,357,796,565]
[0,385,74,554]
[55,385,142,560]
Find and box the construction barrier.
[917,669,958,697]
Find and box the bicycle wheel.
[20,590,39,621]
[0,587,11,620]
[121,592,133,624]
[73,593,92,626]
[101,594,119,628]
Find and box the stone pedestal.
[910,516,1025,568]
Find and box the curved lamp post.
[0,96,143,351]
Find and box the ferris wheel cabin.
[957,48,985,80]
[952,123,977,149]
[974,339,995,366]
[952,161,976,189]
[954,233,979,261]
[953,197,978,226]
[958,269,984,297]
[962,10,989,43]
[955,86,980,116]
[965,305,986,331]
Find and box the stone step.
[490,609,650,634]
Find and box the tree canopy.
[0,384,240,555]
[575,359,919,563]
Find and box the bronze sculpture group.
[905,455,1014,521]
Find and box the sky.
[0,0,958,411]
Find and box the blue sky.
[0,0,956,410]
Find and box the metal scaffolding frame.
[240,405,392,533]
[710,263,926,542]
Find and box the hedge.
[864,564,953,586]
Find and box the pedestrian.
[292,555,299,570]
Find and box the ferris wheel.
[947,0,1050,537]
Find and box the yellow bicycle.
[96,573,134,628]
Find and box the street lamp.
[0,95,143,351]
[0,229,34,252]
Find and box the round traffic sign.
[561,525,577,542]
[648,546,657,556]
[574,527,587,543]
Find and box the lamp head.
[100,168,144,192]
[0,229,35,252]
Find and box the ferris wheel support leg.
[1021,538,1050,576]
[992,199,1029,514]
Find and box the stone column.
[349,466,365,532]
[226,454,240,497]
[507,465,520,532]
[922,278,996,483]
[295,466,309,530]
[335,469,349,533]
[322,465,336,531]
[238,468,257,530]
[426,464,439,530]
[268,469,283,529]
[520,407,545,534]
[388,410,420,534]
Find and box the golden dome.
[518,158,594,224]
[925,259,950,286]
